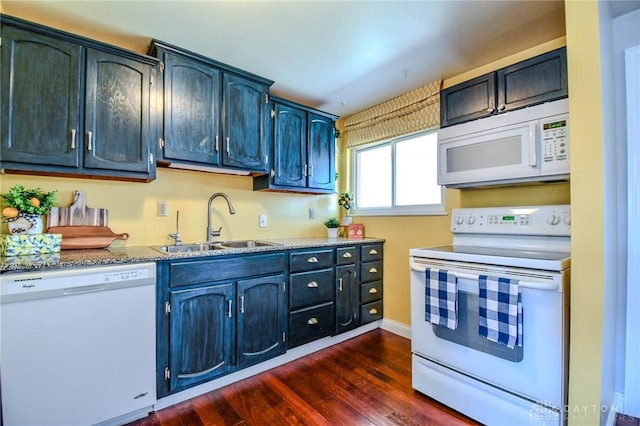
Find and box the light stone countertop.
[0,237,385,272]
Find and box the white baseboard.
[605,392,625,426]
[380,318,411,339]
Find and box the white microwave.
[437,98,569,188]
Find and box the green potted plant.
[324,217,340,238]
[1,184,57,234]
[338,192,353,225]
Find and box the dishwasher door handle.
[63,284,107,295]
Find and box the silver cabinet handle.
[369,308,378,315]
[70,128,76,149]
[307,281,319,288]
[226,137,230,154]
[369,267,378,273]
[214,135,219,151]
[338,277,343,292]
[227,300,232,318]
[369,288,378,294]
[369,249,378,255]
[307,317,319,325]
[342,252,352,258]
[304,164,308,177]
[308,256,318,263]
[86,131,93,151]
[240,295,245,314]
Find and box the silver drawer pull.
[307,281,319,288]
[369,288,378,294]
[308,256,318,263]
[307,317,319,325]
[369,267,378,273]
[70,128,76,149]
[369,308,378,315]
[369,249,378,255]
[342,252,352,258]
[86,130,93,151]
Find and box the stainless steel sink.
[154,243,226,254]
[216,240,279,249]
[154,240,280,254]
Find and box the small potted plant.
[338,192,353,225]
[1,184,57,234]
[324,217,340,238]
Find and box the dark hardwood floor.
[129,329,479,426]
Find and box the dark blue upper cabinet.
[222,74,269,171]
[0,15,158,181]
[440,47,568,128]
[162,51,221,165]
[84,49,153,174]
[253,97,337,194]
[149,40,273,174]
[272,101,307,188]
[1,24,82,168]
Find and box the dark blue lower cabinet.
[335,264,359,334]
[237,274,287,368]
[169,283,235,393]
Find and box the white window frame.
[349,130,446,217]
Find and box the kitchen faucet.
[168,210,182,246]
[207,192,236,241]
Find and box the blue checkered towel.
[425,268,458,330]
[478,275,523,349]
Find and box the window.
[351,131,445,216]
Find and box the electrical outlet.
[259,214,267,228]
[157,201,168,217]
[309,208,315,220]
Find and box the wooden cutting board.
[47,226,129,249]
[48,191,108,227]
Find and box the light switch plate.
[259,214,267,228]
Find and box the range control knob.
[456,215,464,225]
[546,214,560,226]
[562,214,571,225]
[467,216,476,225]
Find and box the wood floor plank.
[127,329,479,426]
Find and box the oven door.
[410,257,568,408]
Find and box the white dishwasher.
[0,262,157,426]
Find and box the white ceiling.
[2,1,568,117]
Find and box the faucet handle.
[211,226,222,238]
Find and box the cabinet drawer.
[360,300,383,324]
[169,253,285,287]
[289,304,334,348]
[360,244,383,262]
[361,281,383,304]
[290,269,334,310]
[361,260,383,283]
[336,246,357,265]
[289,249,334,273]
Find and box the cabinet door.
[222,73,269,171]
[273,102,307,187]
[169,283,235,393]
[335,264,359,334]
[84,48,152,174]
[162,52,220,165]
[237,274,286,368]
[307,113,335,190]
[1,25,82,168]
[440,72,496,128]
[497,47,568,113]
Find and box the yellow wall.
[565,2,605,424]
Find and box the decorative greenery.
[323,217,340,228]
[1,185,57,216]
[338,192,353,210]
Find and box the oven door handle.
[409,261,559,291]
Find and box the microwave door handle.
[410,261,559,291]
[528,123,538,167]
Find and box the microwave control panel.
[541,114,569,168]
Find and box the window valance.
[343,79,441,148]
